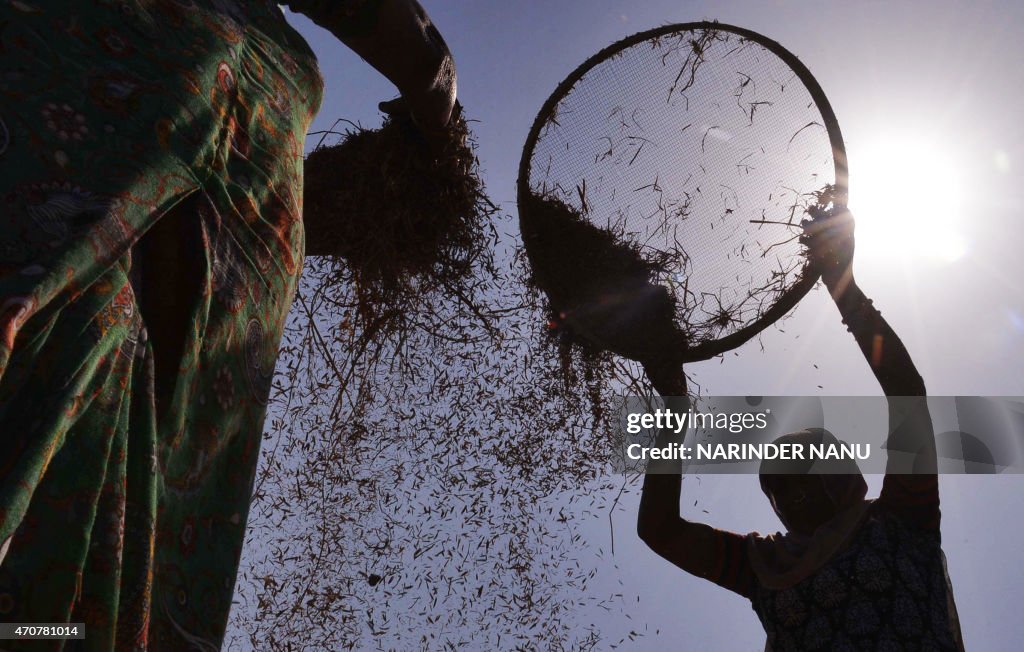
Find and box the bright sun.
[847,135,968,263]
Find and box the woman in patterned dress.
[0,1,455,649]
[637,209,965,651]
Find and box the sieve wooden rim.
[517,21,848,363]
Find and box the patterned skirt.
[0,1,322,649]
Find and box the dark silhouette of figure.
[638,209,964,651]
[0,1,455,648]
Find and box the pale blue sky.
[230,2,1024,649]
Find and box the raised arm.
[803,208,925,397]
[636,361,757,598]
[803,208,939,522]
[285,0,457,137]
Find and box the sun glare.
[847,136,968,263]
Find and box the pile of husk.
[518,192,688,363]
[303,106,496,332]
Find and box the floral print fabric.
[0,1,323,649]
[751,506,960,651]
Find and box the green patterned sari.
[0,1,323,648]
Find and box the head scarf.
[747,428,870,590]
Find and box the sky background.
[230,1,1024,648]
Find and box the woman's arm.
[803,209,925,397]
[285,0,457,136]
[637,362,757,598]
[803,208,940,521]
